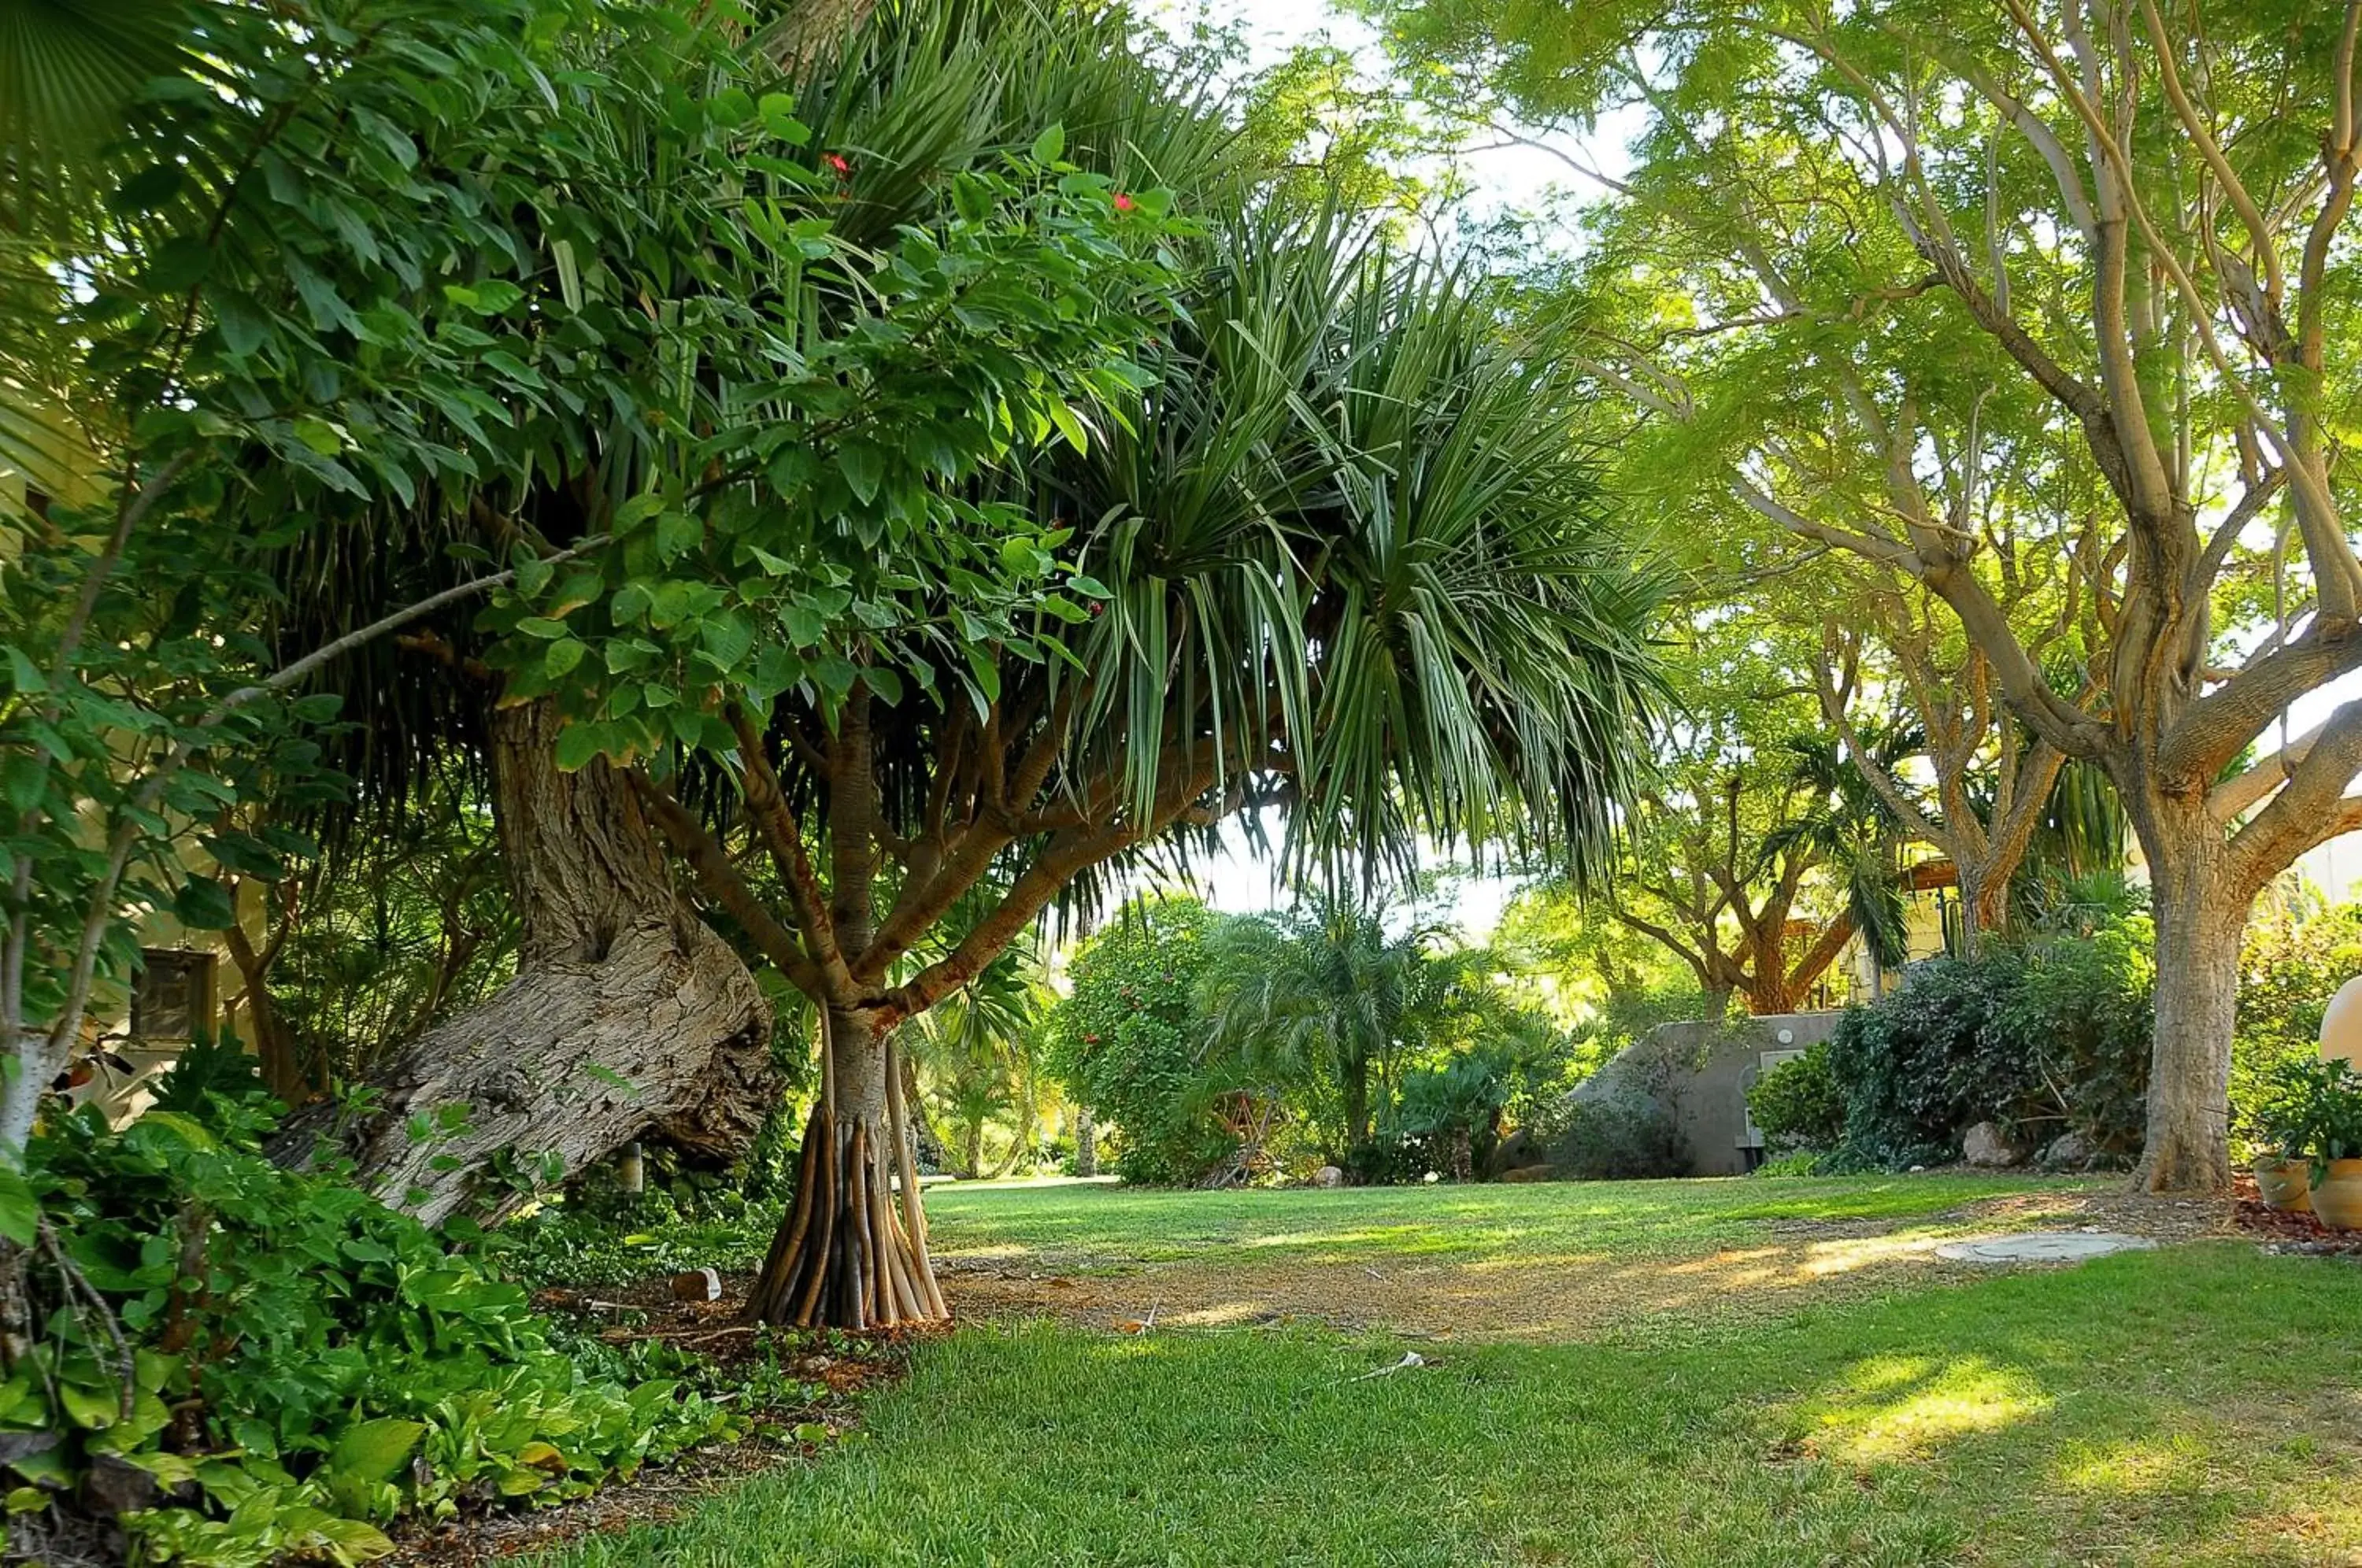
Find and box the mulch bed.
[383,1280,924,1566]
[2228,1171,2362,1259]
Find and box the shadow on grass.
[532,1243,2362,1568]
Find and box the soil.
[936,1187,2239,1344]
[2228,1170,2362,1258]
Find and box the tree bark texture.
[2128,797,2242,1194]
[275,702,773,1225]
[746,1019,946,1329]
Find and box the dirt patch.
[2230,1172,2362,1258]
[938,1187,2235,1343]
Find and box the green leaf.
[1030,124,1065,165]
[143,235,213,294]
[0,1166,37,1249]
[110,163,184,213]
[543,639,587,679]
[291,417,342,457]
[615,492,667,530]
[758,94,809,144]
[0,756,43,814]
[838,444,883,506]
[517,616,568,639]
[553,723,609,772]
[656,512,702,561]
[1045,399,1087,455]
[330,1418,425,1484]
[4,645,46,694]
[58,1383,116,1430]
[172,877,236,931]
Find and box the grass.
[918,1170,2106,1267]
[523,1177,2362,1566]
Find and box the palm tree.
[905,923,1050,1178]
[88,0,1668,1329]
[1198,893,1450,1150]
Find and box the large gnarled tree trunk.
[277,702,774,1224]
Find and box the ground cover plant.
[1,1062,771,1566]
[520,1179,2362,1567]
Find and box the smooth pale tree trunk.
[273,702,774,1224]
[2129,800,2244,1193]
[1073,1103,1097,1178]
[746,1011,947,1329]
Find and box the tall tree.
[1384,0,2362,1189]
[0,0,787,1161]
[417,4,1672,1327]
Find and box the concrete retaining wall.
[1573,1011,1845,1176]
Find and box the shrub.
[1549,1095,1688,1181]
[1827,954,2014,1169]
[2233,897,2362,1156]
[7,1078,740,1566]
[1751,1150,1828,1178]
[1827,923,2152,1170]
[1390,1052,1513,1182]
[1046,898,1240,1185]
[1341,1132,1438,1185]
[1998,923,2152,1152]
[1746,1042,1844,1153]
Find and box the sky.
[1122,0,2362,928]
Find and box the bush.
[1390,1052,1513,1182]
[1549,1095,1688,1181]
[1751,1150,1829,1178]
[2233,897,2362,1156]
[1341,1132,1438,1185]
[1746,1042,1844,1153]
[8,1078,742,1566]
[1046,898,1241,1185]
[1827,921,2153,1170]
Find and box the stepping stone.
[1934,1231,2157,1265]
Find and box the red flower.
[825,153,852,178]
[1113,191,1135,213]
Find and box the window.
[131,949,214,1041]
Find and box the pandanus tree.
[201,0,1664,1319]
[613,206,1670,1326]
[245,0,1216,1212]
[1198,893,1457,1150]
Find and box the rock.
[1962,1121,2026,1168]
[1486,1128,1546,1179]
[82,1452,157,1517]
[670,1267,723,1302]
[1499,1164,1557,1183]
[1312,1165,1346,1189]
[2039,1130,2097,1171]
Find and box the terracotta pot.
[2311,1158,2362,1231]
[2253,1156,2314,1215]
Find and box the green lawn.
[919,1170,2106,1267]
[533,1179,2362,1567]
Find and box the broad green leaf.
[330,1418,425,1483]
